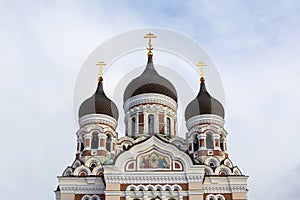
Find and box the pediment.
[108,135,197,173]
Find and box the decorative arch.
[206,194,216,200]
[215,194,225,200]
[215,165,232,175]
[62,167,73,176]
[203,166,213,176]
[204,156,220,167]
[223,159,233,168]
[85,157,101,167]
[81,195,90,200]
[233,166,242,175]
[72,159,82,168]
[74,165,91,176]
[91,165,104,176]
[81,195,100,200]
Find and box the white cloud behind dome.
[1,0,300,199]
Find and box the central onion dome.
[79,77,119,120]
[185,77,224,120]
[123,52,177,103]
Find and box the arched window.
[131,117,136,136]
[193,135,199,151]
[166,117,171,136]
[206,133,214,149]
[148,114,154,134]
[106,134,112,151]
[91,132,99,149]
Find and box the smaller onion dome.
[185,77,224,120]
[123,52,177,103]
[79,77,119,120]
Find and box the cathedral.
[55,33,248,200]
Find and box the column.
[135,112,139,136]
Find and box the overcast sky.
[1,1,300,199]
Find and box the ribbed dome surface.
[124,56,177,103]
[79,80,119,120]
[185,79,224,120]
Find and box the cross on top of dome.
[96,60,106,82]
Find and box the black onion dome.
[185,78,224,120]
[79,80,119,120]
[123,55,177,103]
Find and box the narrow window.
[106,134,112,151]
[193,135,199,151]
[206,133,214,149]
[220,134,225,151]
[148,114,154,134]
[80,142,84,151]
[131,117,136,136]
[91,132,99,149]
[166,117,171,136]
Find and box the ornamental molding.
[186,115,224,130]
[124,93,177,112]
[105,174,203,184]
[60,185,105,194]
[186,175,204,183]
[79,114,117,129]
[105,175,189,184]
[204,185,248,193]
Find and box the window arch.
[166,117,171,136]
[106,134,112,151]
[148,114,154,134]
[131,117,136,136]
[206,133,214,149]
[91,132,99,149]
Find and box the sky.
[1,0,300,199]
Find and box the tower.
[55,33,248,200]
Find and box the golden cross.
[144,32,156,50]
[196,61,207,77]
[96,60,106,77]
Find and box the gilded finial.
[196,61,207,82]
[144,32,156,57]
[96,60,106,82]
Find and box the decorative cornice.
[124,93,177,112]
[186,175,204,183]
[105,174,203,184]
[79,114,117,129]
[105,175,189,184]
[204,185,248,193]
[60,185,105,194]
[186,114,224,130]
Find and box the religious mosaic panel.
[138,151,171,170]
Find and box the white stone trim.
[186,115,224,131]
[105,174,189,184]
[60,186,105,194]
[203,185,248,193]
[124,93,178,112]
[79,114,118,129]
